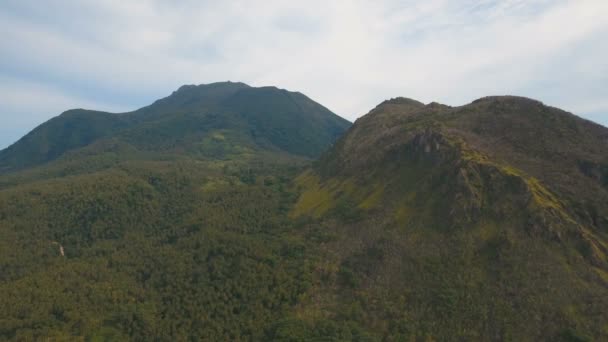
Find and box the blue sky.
[1,0,607,149]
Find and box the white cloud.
[1,0,607,148]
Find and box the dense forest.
[1,159,316,340]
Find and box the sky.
[1,0,607,149]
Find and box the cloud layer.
[1,0,607,148]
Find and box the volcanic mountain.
[0,81,351,173]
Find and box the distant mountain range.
[0,83,606,341]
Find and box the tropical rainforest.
[0,82,607,341]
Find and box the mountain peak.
[380,97,425,107]
[173,81,250,94]
[165,81,250,101]
[471,95,544,107]
[364,97,427,120]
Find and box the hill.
[291,95,608,340]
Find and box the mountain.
[0,82,353,341]
[292,95,608,340]
[0,81,351,173]
[1,89,607,341]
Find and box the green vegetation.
[1,90,608,340]
[0,160,313,340]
